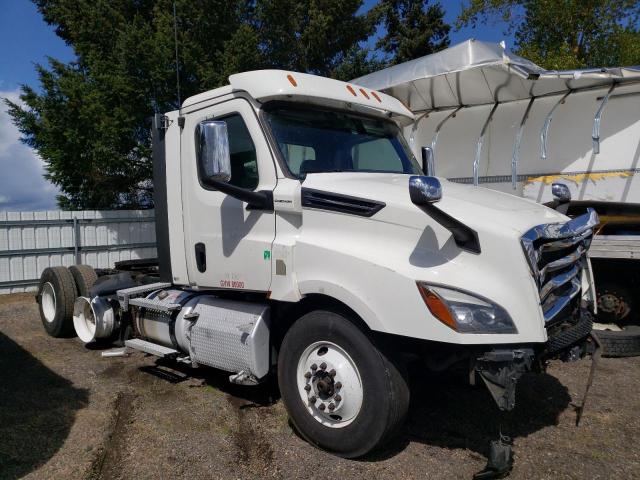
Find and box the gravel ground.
[0,293,639,480]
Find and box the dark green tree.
[7,0,248,209]
[376,0,450,65]
[244,0,380,79]
[457,0,640,69]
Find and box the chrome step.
[125,338,179,357]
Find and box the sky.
[0,0,513,212]
[0,0,73,211]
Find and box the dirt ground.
[0,293,639,480]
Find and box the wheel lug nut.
[318,403,326,411]
[329,369,336,377]
[309,395,317,403]
[334,394,342,402]
[328,403,335,411]
[335,382,342,389]
[304,385,311,392]
[319,362,327,370]
[311,363,318,371]
[304,372,312,379]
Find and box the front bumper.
[475,309,594,411]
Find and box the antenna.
[173,1,181,108]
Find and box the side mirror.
[551,182,571,203]
[409,176,442,205]
[195,120,231,183]
[421,146,435,176]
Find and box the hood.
[301,172,568,237]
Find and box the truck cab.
[39,69,599,469]
[158,69,595,345]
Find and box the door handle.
[195,243,206,272]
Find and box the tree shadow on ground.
[0,332,89,479]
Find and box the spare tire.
[69,264,98,297]
[593,328,640,358]
[37,267,78,338]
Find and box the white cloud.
[0,89,60,211]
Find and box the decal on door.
[220,272,245,289]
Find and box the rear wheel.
[278,310,409,458]
[69,264,98,297]
[596,281,634,324]
[37,267,78,337]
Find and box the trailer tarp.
[352,39,640,112]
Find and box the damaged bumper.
[475,309,594,411]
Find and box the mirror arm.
[416,203,481,254]
[206,178,274,210]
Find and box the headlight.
[417,283,517,334]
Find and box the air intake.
[301,188,385,217]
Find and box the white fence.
[0,210,157,294]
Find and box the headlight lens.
[417,283,518,334]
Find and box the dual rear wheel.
[37,265,97,338]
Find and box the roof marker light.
[359,88,370,99]
[370,91,382,102]
[287,74,298,87]
[346,85,357,97]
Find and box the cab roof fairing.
[351,39,640,112]
[180,70,415,124]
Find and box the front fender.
[296,279,384,332]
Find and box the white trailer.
[36,69,605,476]
[354,39,640,327]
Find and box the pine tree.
[376,0,450,65]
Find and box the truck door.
[181,98,276,291]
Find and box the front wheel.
[278,310,409,458]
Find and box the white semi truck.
[37,69,599,476]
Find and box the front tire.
[278,310,409,458]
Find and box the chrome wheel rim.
[296,341,363,428]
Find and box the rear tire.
[278,310,409,458]
[37,267,78,338]
[69,264,98,297]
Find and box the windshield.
[264,105,422,177]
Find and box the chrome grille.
[521,209,598,324]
